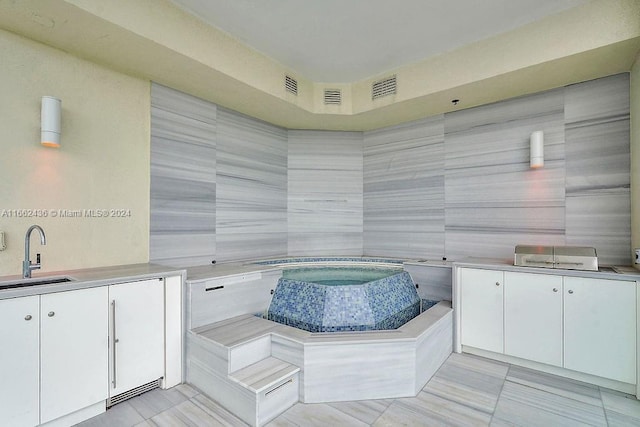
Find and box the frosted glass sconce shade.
[530,130,544,169]
[41,96,61,148]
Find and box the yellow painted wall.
[631,53,640,266]
[0,29,150,276]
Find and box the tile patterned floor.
[77,353,640,427]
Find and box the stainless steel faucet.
[23,225,46,278]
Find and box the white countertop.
[0,263,186,300]
[452,258,640,281]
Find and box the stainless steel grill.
[514,245,598,271]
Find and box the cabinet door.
[460,268,504,353]
[504,272,563,366]
[564,277,636,383]
[0,296,39,427]
[40,287,109,424]
[109,279,164,397]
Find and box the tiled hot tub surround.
[253,257,404,266]
[267,271,421,332]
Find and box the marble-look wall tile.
[150,83,216,267]
[149,75,630,265]
[403,264,452,301]
[444,88,567,261]
[564,74,631,265]
[288,130,363,256]
[363,116,445,259]
[216,108,288,262]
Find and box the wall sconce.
[41,96,61,148]
[530,130,544,169]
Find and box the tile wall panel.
[444,89,567,261]
[288,130,363,255]
[150,83,216,267]
[216,108,288,262]
[564,74,631,265]
[150,74,630,265]
[363,116,445,259]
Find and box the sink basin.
[0,276,74,291]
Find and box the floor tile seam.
[324,404,375,427]
[151,403,194,426]
[374,399,431,425]
[447,358,510,379]
[432,374,505,393]
[326,401,386,424]
[421,388,496,417]
[187,395,243,426]
[493,393,604,427]
[598,387,640,425]
[498,386,609,426]
[505,376,604,407]
[275,412,304,427]
[426,392,499,417]
[184,400,227,427]
[127,398,154,421]
[177,386,201,400]
[368,400,395,427]
[489,362,511,426]
[598,387,612,427]
[503,377,608,413]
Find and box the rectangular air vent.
[324,89,341,105]
[106,378,161,407]
[285,75,298,95]
[372,75,397,100]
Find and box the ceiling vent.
[324,89,342,105]
[285,75,298,95]
[372,75,397,100]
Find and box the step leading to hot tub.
[189,355,299,427]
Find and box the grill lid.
[514,245,597,271]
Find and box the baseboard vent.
[324,89,341,105]
[106,378,162,408]
[285,75,298,95]
[372,75,397,100]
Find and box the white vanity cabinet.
[564,277,636,384]
[108,279,165,399]
[457,265,638,393]
[0,271,183,427]
[504,272,563,367]
[0,295,40,427]
[40,287,109,424]
[0,287,108,427]
[459,268,504,353]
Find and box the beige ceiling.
[169,0,587,83]
[0,0,639,131]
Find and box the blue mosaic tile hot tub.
[266,269,421,332]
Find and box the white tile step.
[229,356,300,394]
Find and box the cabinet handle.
[111,300,118,389]
[495,282,500,287]
[48,311,55,317]
[265,379,293,397]
[568,290,574,294]
[553,288,558,293]
[25,314,32,321]
[205,285,224,292]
